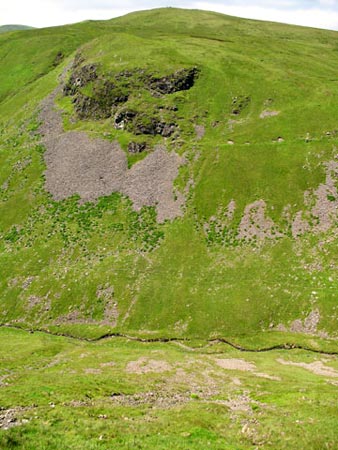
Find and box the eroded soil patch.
[215,358,281,380]
[277,358,338,377]
[126,357,172,374]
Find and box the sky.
[1,0,338,30]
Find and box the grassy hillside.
[0,8,337,449]
[0,8,337,346]
[0,327,337,449]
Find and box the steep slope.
[0,8,337,346]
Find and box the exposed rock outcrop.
[147,67,199,96]
[114,110,176,137]
[128,142,148,153]
[63,63,98,96]
[63,59,198,137]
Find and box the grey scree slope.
[39,84,185,223]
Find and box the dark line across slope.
[1,324,337,355]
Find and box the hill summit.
[0,24,34,33]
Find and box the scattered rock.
[290,309,321,334]
[223,393,253,414]
[103,301,119,327]
[27,295,43,309]
[96,285,119,326]
[311,160,338,233]
[22,276,35,290]
[275,309,329,338]
[96,285,114,300]
[291,159,338,238]
[238,199,283,242]
[110,390,190,409]
[292,211,310,238]
[54,310,84,325]
[0,407,31,430]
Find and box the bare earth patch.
[126,357,172,374]
[216,358,256,371]
[277,358,338,377]
[84,368,102,375]
[194,124,205,140]
[260,110,280,119]
[39,84,185,223]
[215,358,281,380]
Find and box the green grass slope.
[0,8,337,347]
[0,328,337,449]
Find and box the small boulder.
[128,142,147,153]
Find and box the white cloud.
[1,0,338,30]
[193,2,338,29]
[318,0,336,6]
[0,0,132,27]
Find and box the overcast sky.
[1,0,338,30]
